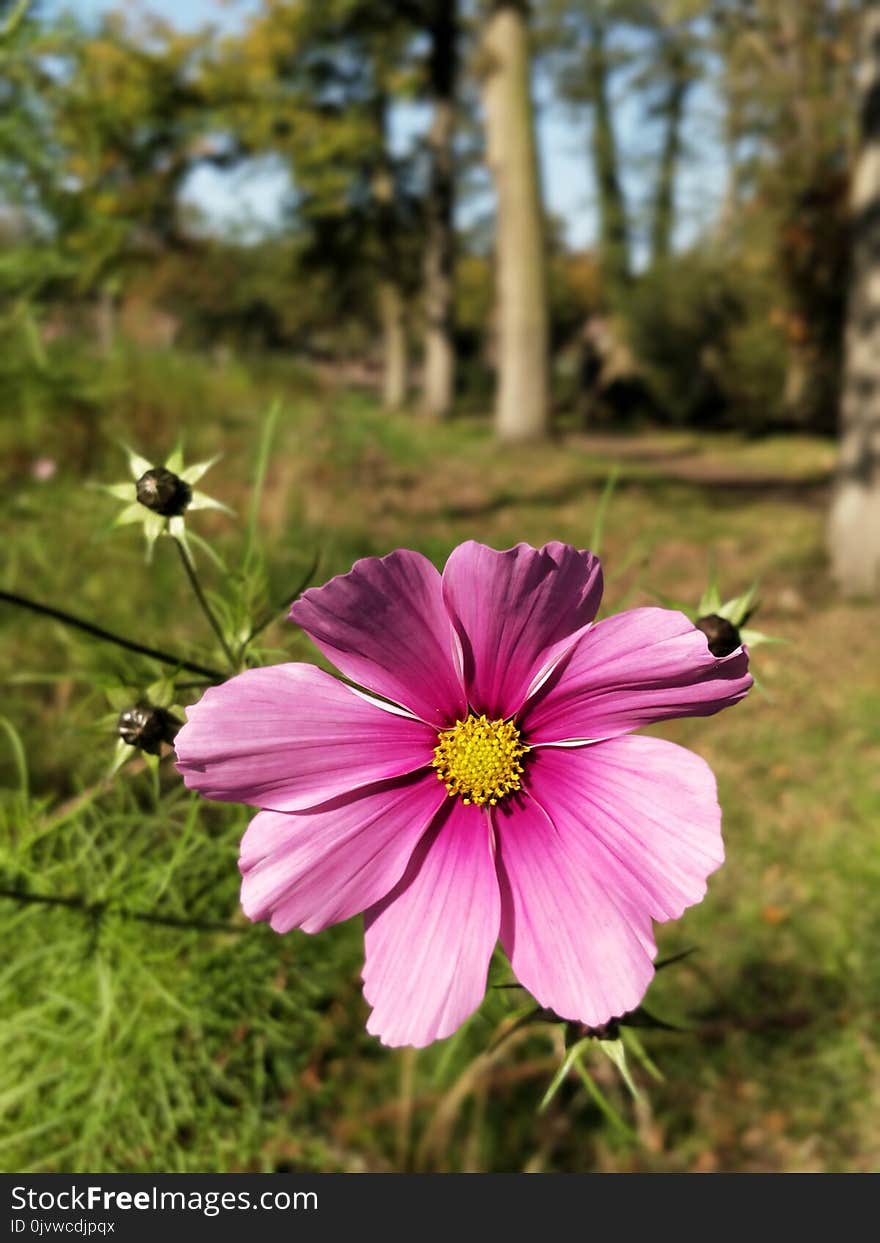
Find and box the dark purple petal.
[441,541,604,718]
[290,549,467,726]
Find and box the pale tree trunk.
[828,8,880,595]
[373,99,408,412]
[422,0,457,420]
[481,0,550,443]
[379,278,408,410]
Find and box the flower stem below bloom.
[173,537,237,671]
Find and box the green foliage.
[0,783,368,1172]
[42,10,214,293]
[708,0,857,431]
[625,248,788,429]
[207,0,427,306]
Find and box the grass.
[1,344,878,1172]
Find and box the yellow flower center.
[432,714,528,806]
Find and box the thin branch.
[172,538,237,670]
[0,589,227,682]
[0,887,245,935]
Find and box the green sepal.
[180,455,221,485]
[599,1037,640,1101]
[108,737,133,777]
[188,491,235,516]
[164,442,185,475]
[739,627,785,649]
[621,1028,664,1083]
[112,502,143,528]
[122,444,153,481]
[539,1036,591,1113]
[100,482,136,501]
[717,580,760,627]
[697,580,723,616]
[145,679,175,708]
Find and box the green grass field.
[2,347,878,1172]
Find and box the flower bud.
[117,704,180,755]
[135,467,192,517]
[695,613,742,658]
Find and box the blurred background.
[1,0,879,1173]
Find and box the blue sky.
[52,0,728,260]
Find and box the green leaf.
[245,398,282,567]
[0,714,28,797]
[589,464,621,557]
[182,529,227,573]
[646,588,694,617]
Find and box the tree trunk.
[421,0,458,420]
[373,98,408,412]
[588,15,629,302]
[650,41,690,264]
[481,1,550,443]
[828,8,880,595]
[379,277,408,410]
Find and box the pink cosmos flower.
[175,542,752,1048]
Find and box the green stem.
[0,589,226,682]
[173,538,237,670]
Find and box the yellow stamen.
[432,714,528,806]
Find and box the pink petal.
[496,793,656,1028]
[441,541,604,719]
[290,549,466,726]
[362,800,500,1047]
[175,663,436,811]
[239,772,448,933]
[524,737,723,925]
[521,607,752,743]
